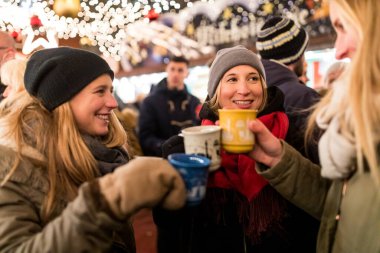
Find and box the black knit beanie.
[24,47,114,111]
[208,45,266,98]
[256,17,309,65]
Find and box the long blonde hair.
[306,0,380,184]
[0,91,127,221]
[208,74,268,114]
[0,58,27,96]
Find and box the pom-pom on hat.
[24,47,114,111]
[207,45,265,98]
[256,17,309,65]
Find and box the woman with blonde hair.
[0,58,27,99]
[0,47,186,252]
[248,0,380,252]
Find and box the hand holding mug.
[247,119,283,168]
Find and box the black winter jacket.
[262,59,321,163]
[138,78,200,156]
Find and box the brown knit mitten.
[99,157,186,220]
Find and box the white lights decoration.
[0,0,187,60]
[120,20,214,70]
[177,0,312,47]
[0,0,326,64]
[22,27,58,54]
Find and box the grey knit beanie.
[207,45,265,98]
[24,47,114,111]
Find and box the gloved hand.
[161,135,184,159]
[98,157,186,220]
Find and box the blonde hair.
[0,92,127,221]
[0,58,27,96]
[208,74,268,115]
[306,0,380,184]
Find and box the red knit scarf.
[202,111,289,242]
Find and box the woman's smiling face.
[69,74,117,136]
[218,65,264,110]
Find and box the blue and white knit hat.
[256,17,309,65]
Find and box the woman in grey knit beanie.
[206,45,268,114]
[155,45,319,253]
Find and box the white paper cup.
[181,125,221,171]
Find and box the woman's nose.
[106,93,118,109]
[2,86,10,98]
[334,37,347,60]
[236,81,250,94]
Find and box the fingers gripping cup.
[181,125,221,171]
[218,109,257,153]
[168,154,210,206]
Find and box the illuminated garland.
[0,0,329,63]
[0,0,190,60]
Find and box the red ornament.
[30,15,43,28]
[10,31,22,43]
[146,9,159,21]
[10,31,18,39]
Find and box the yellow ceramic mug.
[218,109,257,153]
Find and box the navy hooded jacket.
[138,78,201,156]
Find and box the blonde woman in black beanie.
[154,45,319,253]
[0,47,186,252]
[248,0,380,252]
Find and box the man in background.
[138,56,201,156]
[298,57,310,85]
[0,31,16,101]
[256,16,321,163]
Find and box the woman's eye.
[227,77,237,82]
[96,89,106,94]
[334,22,345,32]
[249,76,259,82]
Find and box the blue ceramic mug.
[168,153,210,206]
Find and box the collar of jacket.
[262,59,300,87]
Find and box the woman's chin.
[90,127,109,137]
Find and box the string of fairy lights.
[0,0,191,60]
[0,0,329,64]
